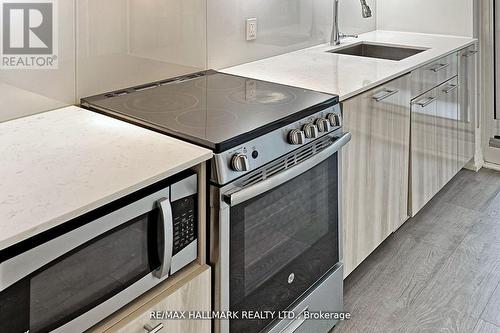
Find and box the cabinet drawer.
[92,265,211,333]
[411,53,458,98]
[459,44,478,58]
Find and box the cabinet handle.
[372,88,399,102]
[413,96,437,107]
[144,323,164,333]
[442,84,458,94]
[430,63,449,72]
[463,50,478,57]
[281,307,309,333]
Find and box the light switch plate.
[246,18,257,41]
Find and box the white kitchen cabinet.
[411,53,458,98]
[342,74,411,277]
[436,77,460,185]
[410,76,459,216]
[410,88,439,217]
[458,45,478,168]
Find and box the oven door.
[216,133,350,333]
[0,184,176,333]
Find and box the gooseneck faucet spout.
[360,0,372,18]
[331,0,372,45]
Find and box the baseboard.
[483,161,500,172]
[465,158,484,172]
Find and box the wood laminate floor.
[333,168,500,333]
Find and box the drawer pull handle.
[463,50,478,57]
[443,84,458,94]
[372,89,399,102]
[430,63,449,72]
[280,307,309,333]
[144,323,164,333]
[414,96,437,108]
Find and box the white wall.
[376,0,474,37]
[208,0,376,69]
[0,0,207,123]
[0,1,75,123]
[339,0,377,35]
[1,0,378,122]
[77,0,206,98]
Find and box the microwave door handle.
[154,197,173,279]
[225,132,351,206]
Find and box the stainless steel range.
[81,70,350,333]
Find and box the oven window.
[29,211,158,333]
[229,155,339,333]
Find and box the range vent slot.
[238,136,335,190]
[242,171,264,187]
[295,147,314,164]
[265,160,287,178]
[134,84,158,92]
[316,139,331,152]
[285,155,296,168]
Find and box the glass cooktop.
[81,71,338,153]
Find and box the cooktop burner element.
[81,70,338,153]
[228,89,297,105]
[123,92,199,114]
[176,108,238,129]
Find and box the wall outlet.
[246,18,257,41]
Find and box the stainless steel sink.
[327,43,427,61]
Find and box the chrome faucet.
[331,0,372,45]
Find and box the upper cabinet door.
[77,0,207,98]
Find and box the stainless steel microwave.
[0,171,198,333]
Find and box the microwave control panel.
[172,195,197,255]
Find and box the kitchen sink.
[327,42,427,61]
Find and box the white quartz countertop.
[0,106,212,250]
[223,30,477,101]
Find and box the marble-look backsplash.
[208,0,377,69]
[0,0,376,123]
[76,0,207,98]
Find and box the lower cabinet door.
[410,76,460,217]
[436,77,459,188]
[458,45,477,168]
[342,74,411,277]
[410,89,439,216]
[104,266,211,333]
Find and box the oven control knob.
[303,123,319,139]
[288,129,306,145]
[231,153,250,172]
[315,118,331,132]
[327,113,342,127]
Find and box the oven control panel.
[213,104,343,184]
[287,113,342,145]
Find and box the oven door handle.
[154,197,173,279]
[225,132,351,206]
